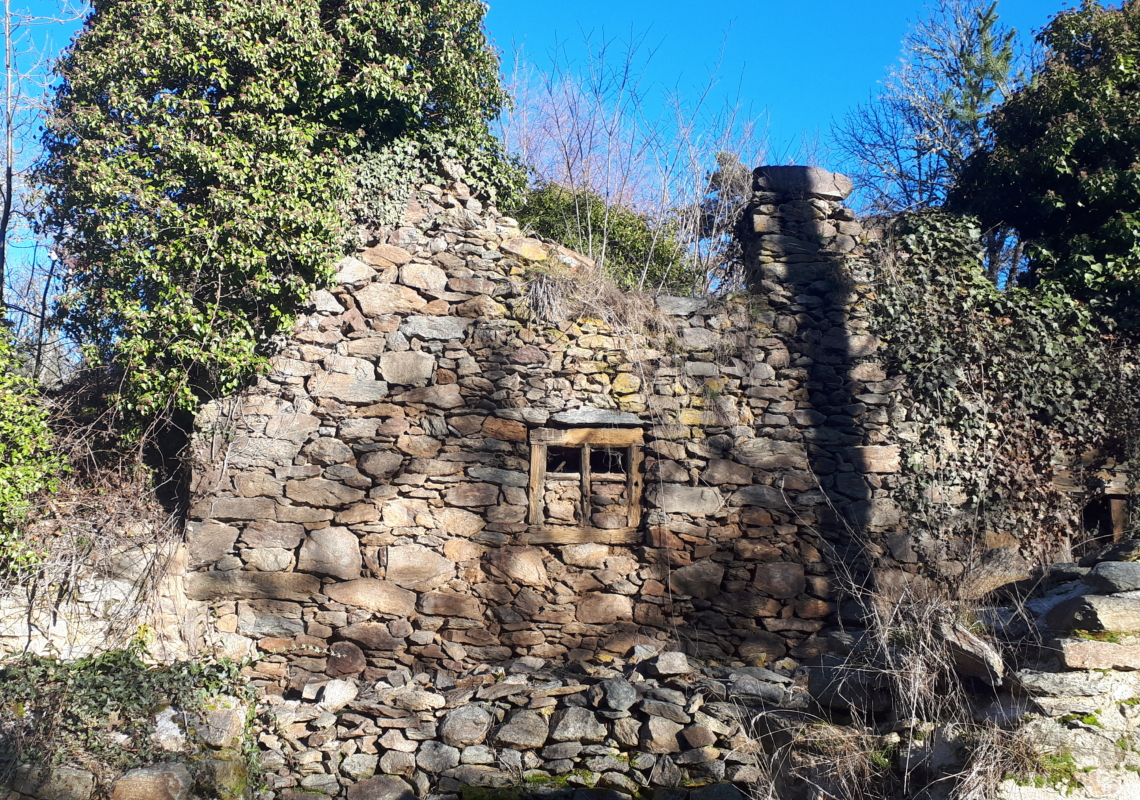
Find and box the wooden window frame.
[522,427,644,546]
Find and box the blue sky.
[485,0,1063,171]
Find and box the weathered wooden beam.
[528,443,547,526]
[530,427,644,446]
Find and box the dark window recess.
[590,448,627,476]
[547,447,582,475]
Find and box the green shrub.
[512,183,696,294]
[0,338,62,569]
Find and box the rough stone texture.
[1047,595,1140,633]
[1057,638,1140,670]
[297,526,361,580]
[110,764,192,800]
[324,580,416,617]
[496,710,550,749]
[753,562,807,599]
[441,706,493,747]
[669,562,725,600]
[755,165,855,200]
[346,776,415,800]
[550,707,607,743]
[13,767,96,800]
[1085,561,1140,594]
[577,593,634,624]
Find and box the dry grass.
[523,263,674,335]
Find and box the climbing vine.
[869,211,1140,559]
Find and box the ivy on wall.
[869,212,1140,559]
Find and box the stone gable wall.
[185,166,923,683]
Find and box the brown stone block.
[482,416,528,442]
[185,571,319,602]
[753,562,806,598]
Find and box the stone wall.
[184,166,918,680]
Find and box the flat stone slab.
[550,408,643,426]
[1085,561,1140,593]
[1046,594,1140,633]
[753,165,853,200]
[1056,637,1140,671]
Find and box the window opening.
[526,427,644,545]
[546,447,582,477]
[590,448,627,477]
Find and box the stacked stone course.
[179,165,934,797]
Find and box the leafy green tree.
[513,183,696,293]
[952,0,1140,325]
[0,335,62,568]
[38,0,521,423]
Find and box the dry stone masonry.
[171,165,948,797]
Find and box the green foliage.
[953,1,1140,326]
[0,338,62,569]
[0,638,250,779]
[512,183,696,293]
[39,0,520,424]
[872,211,1140,554]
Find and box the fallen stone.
[1057,637,1140,670]
[110,764,191,800]
[14,766,95,800]
[346,775,414,800]
[1047,595,1140,633]
[652,651,692,676]
[939,619,1004,686]
[1085,561,1140,594]
[1079,539,1140,567]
